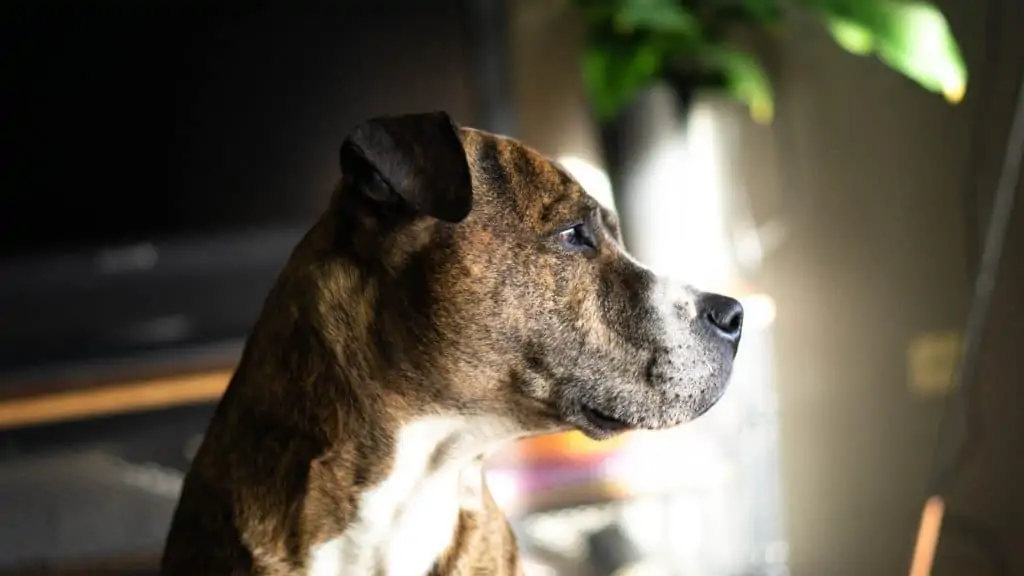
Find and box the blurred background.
[1,0,1022,574]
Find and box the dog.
[160,111,744,575]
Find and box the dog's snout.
[698,293,744,344]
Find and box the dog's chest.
[308,417,498,576]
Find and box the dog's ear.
[339,111,473,223]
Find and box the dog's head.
[306,111,742,440]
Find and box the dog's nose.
[698,293,744,344]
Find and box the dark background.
[0,1,478,254]
[0,0,503,380]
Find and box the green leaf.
[873,1,966,103]
[810,0,967,103]
[576,0,622,28]
[575,0,967,121]
[826,16,875,55]
[584,42,666,119]
[740,0,784,23]
[703,47,775,123]
[614,0,700,34]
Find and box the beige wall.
[506,0,604,165]
[762,24,971,576]
[763,1,1024,573]
[507,0,1023,573]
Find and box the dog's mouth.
[580,404,632,435]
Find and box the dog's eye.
[557,223,596,252]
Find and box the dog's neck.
[232,324,522,574]
[308,414,520,576]
[230,233,525,574]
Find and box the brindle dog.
[161,111,743,575]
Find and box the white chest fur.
[308,416,517,576]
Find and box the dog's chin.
[573,403,634,441]
[568,374,733,441]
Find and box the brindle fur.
[161,111,737,575]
